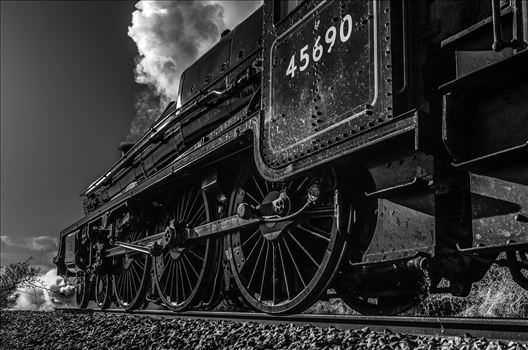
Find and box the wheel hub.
[169,247,185,259]
[260,191,292,241]
[122,255,133,269]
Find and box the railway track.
[56,308,528,342]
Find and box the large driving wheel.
[227,166,347,314]
[113,221,151,310]
[95,273,112,309]
[152,185,222,311]
[75,272,91,309]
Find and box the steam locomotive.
[54,0,528,315]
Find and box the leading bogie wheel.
[227,166,348,314]
[152,184,222,311]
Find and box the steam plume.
[10,268,75,311]
[127,1,226,140]
[126,1,261,141]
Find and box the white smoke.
[128,1,226,101]
[126,0,261,140]
[10,268,75,311]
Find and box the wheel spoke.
[296,223,330,241]
[164,260,174,295]
[175,262,180,302]
[130,262,142,285]
[250,171,265,199]
[245,191,261,206]
[242,229,260,248]
[248,238,265,288]
[180,257,193,296]
[125,271,131,302]
[259,242,270,300]
[186,248,204,261]
[295,177,310,193]
[183,252,200,278]
[184,190,201,223]
[288,229,320,267]
[304,206,334,218]
[244,235,263,265]
[188,204,205,227]
[277,240,292,300]
[181,189,192,222]
[168,261,176,300]
[282,235,306,288]
[272,242,278,303]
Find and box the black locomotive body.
[54,0,528,315]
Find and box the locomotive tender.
[54,0,528,315]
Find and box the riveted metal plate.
[261,0,394,169]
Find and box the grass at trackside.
[306,263,528,317]
[413,263,528,318]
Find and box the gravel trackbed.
[1,311,526,350]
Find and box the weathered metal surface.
[192,216,260,239]
[362,196,435,263]
[260,0,396,170]
[471,168,528,248]
[64,231,78,264]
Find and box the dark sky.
[1,1,138,267]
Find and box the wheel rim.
[227,167,347,314]
[153,185,221,311]
[95,273,112,309]
[75,273,90,309]
[507,250,528,290]
[113,221,151,310]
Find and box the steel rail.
[56,308,528,342]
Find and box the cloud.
[0,235,57,251]
[24,236,58,252]
[1,235,58,268]
[1,235,16,248]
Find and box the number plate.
[265,0,378,156]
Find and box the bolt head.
[308,184,320,202]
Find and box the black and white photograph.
[1,0,527,348]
